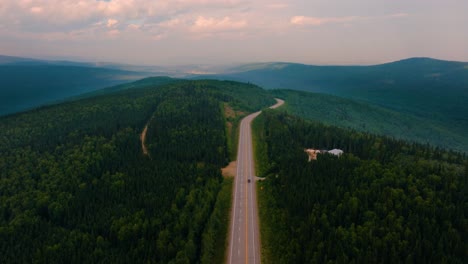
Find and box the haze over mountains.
[1,55,467,152]
[213,57,468,120]
[209,57,468,151]
[0,55,229,116]
[0,55,153,116]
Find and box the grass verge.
[251,113,273,263]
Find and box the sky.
[0,0,467,65]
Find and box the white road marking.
[228,99,284,264]
[228,126,243,264]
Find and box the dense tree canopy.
[254,110,467,264]
[269,89,468,152]
[0,79,274,263]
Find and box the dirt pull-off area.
[223,103,247,119]
[221,161,237,178]
[141,125,149,156]
[224,103,236,119]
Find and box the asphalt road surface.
[228,98,284,264]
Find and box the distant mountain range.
[202,58,468,148]
[0,62,155,116]
[0,55,239,116]
[0,55,227,76]
[0,55,173,74]
[2,55,467,152]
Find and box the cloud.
[151,33,166,40]
[191,16,247,32]
[29,6,44,14]
[390,13,409,18]
[291,16,362,26]
[127,24,141,30]
[0,0,246,29]
[291,13,409,26]
[267,3,288,9]
[107,29,120,36]
[107,19,119,28]
[175,0,243,5]
[0,0,256,45]
[159,18,184,28]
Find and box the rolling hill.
[0,55,242,116]
[0,55,97,67]
[0,63,151,116]
[0,79,274,263]
[270,89,468,152]
[209,58,468,128]
[200,57,468,153]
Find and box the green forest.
[214,57,468,153]
[0,79,274,263]
[269,89,468,152]
[253,110,467,263]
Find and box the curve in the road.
[228,98,284,264]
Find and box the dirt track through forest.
[141,124,149,156]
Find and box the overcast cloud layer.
[0,0,467,65]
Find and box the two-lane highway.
[228,99,284,264]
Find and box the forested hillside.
[253,111,467,263]
[270,89,468,152]
[209,58,468,146]
[0,79,274,263]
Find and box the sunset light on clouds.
[0,0,467,65]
